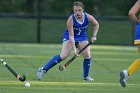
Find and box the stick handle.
[64,56,76,68]
[0,59,18,77]
[64,41,92,68]
[78,41,92,54]
[0,59,26,82]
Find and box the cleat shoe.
[83,76,94,82]
[37,67,46,80]
[120,70,129,87]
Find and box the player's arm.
[87,14,99,43]
[67,16,77,55]
[128,0,140,24]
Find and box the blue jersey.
[63,12,89,42]
[134,22,140,45]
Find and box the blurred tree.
[0,0,138,16]
[97,0,138,16]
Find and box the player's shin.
[83,58,92,78]
[43,55,62,71]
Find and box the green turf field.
[0,43,140,93]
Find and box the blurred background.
[0,0,138,45]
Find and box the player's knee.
[83,53,91,59]
[60,54,68,60]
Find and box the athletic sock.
[128,59,140,75]
[43,55,62,72]
[83,58,92,78]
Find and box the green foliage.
[0,0,138,16]
[94,0,138,16]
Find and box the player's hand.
[74,52,79,57]
[73,46,79,56]
[73,49,79,57]
[91,36,97,43]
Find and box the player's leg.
[120,57,140,87]
[37,54,63,80]
[42,40,72,71]
[60,40,73,60]
[128,58,140,75]
[120,23,140,87]
[123,45,140,76]
[37,41,72,80]
[127,23,140,75]
[78,41,94,81]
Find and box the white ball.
[25,82,30,87]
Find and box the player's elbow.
[128,11,135,17]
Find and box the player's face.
[73,6,84,18]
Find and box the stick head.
[0,58,3,63]
[19,75,26,82]
[59,65,65,71]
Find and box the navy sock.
[83,58,92,78]
[43,55,62,72]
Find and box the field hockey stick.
[59,41,92,71]
[0,59,26,82]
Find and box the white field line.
[0,81,139,86]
